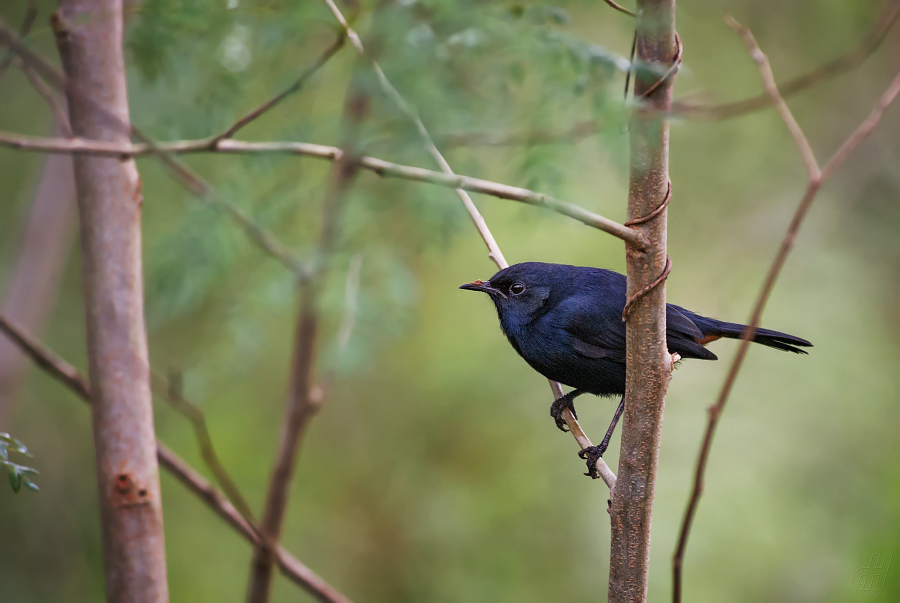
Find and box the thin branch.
[322,0,510,267]
[726,16,820,180]
[209,34,345,144]
[14,58,73,136]
[150,371,258,530]
[675,0,900,121]
[672,25,900,603]
[0,133,648,248]
[0,0,37,81]
[604,0,636,17]
[0,313,352,603]
[247,76,368,603]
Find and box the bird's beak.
[459,280,506,298]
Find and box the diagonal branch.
[209,34,345,144]
[0,313,352,603]
[675,0,900,121]
[151,371,258,530]
[726,17,820,180]
[322,0,617,486]
[672,18,900,603]
[0,133,648,248]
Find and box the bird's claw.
[550,395,577,432]
[578,444,608,479]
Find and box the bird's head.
[460,263,552,329]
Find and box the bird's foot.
[578,444,609,479]
[550,392,579,432]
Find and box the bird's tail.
[702,320,812,354]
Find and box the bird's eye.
[510,283,526,295]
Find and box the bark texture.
[608,1,677,601]
[54,2,169,601]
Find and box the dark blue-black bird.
[460,262,811,477]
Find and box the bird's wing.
[548,294,628,363]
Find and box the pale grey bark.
[54,1,169,601]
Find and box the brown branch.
[246,75,368,603]
[322,0,618,486]
[604,0,636,17]
[609,1,678,600]
[150,371,258,530]
[0,313,353,603]
[675,0,900,121]
[14,58,73,136]
[726,17,820,179]
[0,133,648,248]
[209,35,345,144]
[0,0,37,80]
[671,20,900,603]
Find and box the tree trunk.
[53,2,169,601]
[608,1,677,601]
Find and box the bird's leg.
[549,389,584,432]
[578,396,625,479]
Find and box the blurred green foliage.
[1,432,39,493]
[1,0,899,601]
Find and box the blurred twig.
[151,370,259,530]
[209,34,345,144]
[672,17,900,603]
[246,73,368,603]
[0,313,352,603]
[0,0,37,81]
[675,0,900,121]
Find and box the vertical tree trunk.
[608,1,677,601]
[53,2,169,601]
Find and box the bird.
[460,262,811,478]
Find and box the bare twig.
[0,313,352,603]
[0,133,647,248]
[209,35,345,144]
[15,59,73,136]
[672,19,900,603]
[726,17,820,179]
[151,371,258,530]
[604,0,636,17]
[0,132,647,249]
[246,75,368,603]
[0,0,37,80]
[676,0,900,121]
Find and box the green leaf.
[9,469,21,493]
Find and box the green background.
[1,0,898,601]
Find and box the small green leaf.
[9,469,21,493]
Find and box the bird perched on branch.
[460,262,811,478]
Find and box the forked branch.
[672,17,900,603]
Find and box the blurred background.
[1,0,899,601]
